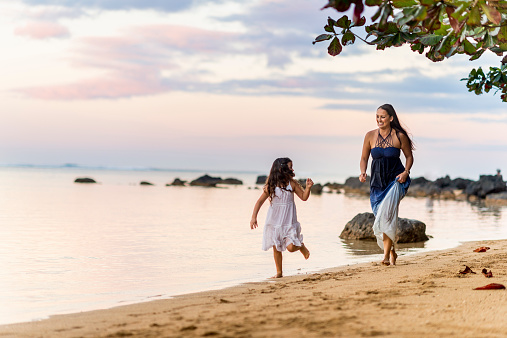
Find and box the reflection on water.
[0,167,506,325]
[340,239,426,256]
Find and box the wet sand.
[1,240,507,337]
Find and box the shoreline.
[1,239,506,337]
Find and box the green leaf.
[313,34,334,45]
[499,43,507,51]
[328,37,343,56]
[392,0,417,8]
[467,5,481,26]
[354,16,367,27]
[498,25,507,43]
[469,49,486,61]
[365,0,382,6]
[325,24,336,33]
[420,0,435,5]
[419,34,443,46]
[479,2,501,25]
[341,31,356,45]
[336,15,351,28]
[463,39,477,55]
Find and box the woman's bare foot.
[270,273,283,279]
[300,244,310,259]
[390,250,398,266]
[381,260,390,266]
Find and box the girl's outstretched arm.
[250,190,269,229]
[292,178,313,201]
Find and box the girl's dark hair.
[265,157,295,201]
[378,103,415,150]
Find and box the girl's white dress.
[262,183,303,251]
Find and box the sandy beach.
[1,239,506,338]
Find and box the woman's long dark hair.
[378,103,415,150]
[264,157,295,201]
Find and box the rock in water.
[168,178,186,186]
[256,175,267,185]
[340,212,429,243]
[190,174,222,187]
[466,175,506,198]
[74,177,96,183]
[220,178,243,185]
[140,181,154,185]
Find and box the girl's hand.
[250,218,258,229]
[396,171,409,184]
[359,173,367,183]
[306,178,314,188]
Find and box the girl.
[250,157,313,278]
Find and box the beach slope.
[1,240,506,337]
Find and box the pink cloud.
[18,75,167,100]
[14,21,69,39]
[15,25,239,100]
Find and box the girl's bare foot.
[381,260,390,266]
[390,250,398,266]
[300,244,310,260]
[270,273,283,279]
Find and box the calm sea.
[0,166,506,325]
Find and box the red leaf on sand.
[473,247,490,252]
[481,269,493,278]
[473,283,505,290]
[459,265,476,274]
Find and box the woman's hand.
[359,172,367,183]
[250,218,258,229]
[396,171,409,184]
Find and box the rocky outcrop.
[465,175,506,198]
[485,191,507,206]
[74,177,97,183]
[190,174,222,187]
[140,181,154,185]
[167,178,186,186]
[220,178,243,185]
[340,212,429,243]
[256,175,267,185]
[342,176,370,195]
[298,179,323,195]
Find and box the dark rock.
[74,177,96,183]
[311,183,323,195]
[324,182,343,190]
[342,176,370,195]
[465,175,506,198]
[190,174,222,187]
[485,191,507,206]
[411,177,430,185]
[450,177,473,190]
[220,178,243,185]
[340,212,429,243]
[407,181,440,198]
[167,178,186,186]
[434,175,452,188]
[256,175,267,185]
[140,181,154,185]
[297,179,324,195]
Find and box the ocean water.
[0,166,506,325]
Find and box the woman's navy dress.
[369,130,410,249]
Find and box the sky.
[0,0,506,181]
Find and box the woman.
[359,104,414,266]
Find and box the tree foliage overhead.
[314,0,507,102]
